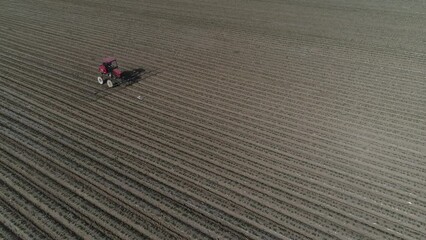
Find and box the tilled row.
[0,110,212,239]
[1,121,168,239]
[0,129,190,239]
[0,193,48,240]
[1,65,424,238]
[0,216,20,240]
[0,160,94,240]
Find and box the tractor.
[97,57,123,88]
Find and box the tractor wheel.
[97,76,104,84]
[107,79,114,88]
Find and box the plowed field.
[1,0,426,239]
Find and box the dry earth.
[1,0,426,239]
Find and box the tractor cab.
[99,57,122,78]
[100,57,118,72]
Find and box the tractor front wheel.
[97,76,105,85]
[107,79,115,88]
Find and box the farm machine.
[97,57,123,88]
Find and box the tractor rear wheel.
[107,79,114,88]
[97,76,105,84]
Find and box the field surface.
[1,0,426,239]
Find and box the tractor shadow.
[119,68,145,86]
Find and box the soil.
[0,0,425,239]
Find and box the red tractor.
[97,57,123,88]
